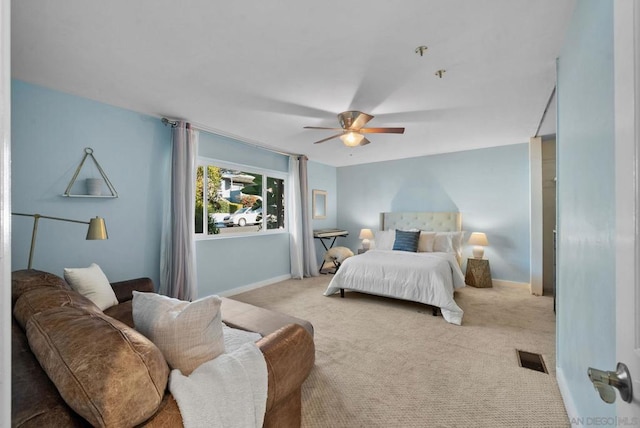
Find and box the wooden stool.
[465,258,492,288]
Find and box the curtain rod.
[161,117,306,159]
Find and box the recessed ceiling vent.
[516,349,548,374]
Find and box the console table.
[313,229,348,251]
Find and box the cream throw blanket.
[169,327,267,428]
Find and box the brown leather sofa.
[11,269,315,427]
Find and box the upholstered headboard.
[380,212,464,265]
[380,212,462,232]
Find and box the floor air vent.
[516,349,548,374]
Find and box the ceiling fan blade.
[304,126,345,131]
[312,133,344,144]
[338,111,374,130]
[306,110,404,146]
[359,127,405,134]
[351,112,374,130]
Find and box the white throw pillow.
[63,263,119,311]
[417,231,437,252]
[132,291,225,375]
[374,229,396,250]
[433,231,465,257]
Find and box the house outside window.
[195,159,286,237]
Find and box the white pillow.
[132,291,225,375]
[63,263,119,311]
[374,229,396,250]
[433,231,465,256]
[417,231,437,252]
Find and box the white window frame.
[195,157,288,240]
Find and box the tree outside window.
[195,161,286,236]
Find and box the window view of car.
[195,163,286,236]
[222,207,262,227]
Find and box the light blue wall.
[11,80,168,286]
[556,0,615,419]
[11,81,299,296]
[308,160,338,265]
[196,232,291,296]
[10,80,533,296]
[195,132,291,296]
[336,144,531,283]
[198,132,288,172]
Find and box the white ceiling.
[11,0,575,167]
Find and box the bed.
[323,212,467,325]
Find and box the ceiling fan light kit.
[340,132,365,147]
[305,110,404,147]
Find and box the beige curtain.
[160,121,198,300]
[289,155,318,278]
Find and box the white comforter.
[324,250,466,325]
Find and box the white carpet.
[231,276,568,428]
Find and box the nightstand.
[465,258,492,288]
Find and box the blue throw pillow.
[392,230,420,252]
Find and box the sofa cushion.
[13,287,100,330]
[12,269,69,306]
[11,318,86,428]
[103,299,134,328]
[25,306,169,427]
[132,292,225,375]
[64,263,119,311]
[220,297,314,338]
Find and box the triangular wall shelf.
[62,147,118,198]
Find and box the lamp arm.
[12,212,90,225]
[12,212,92,270]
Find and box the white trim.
[529,136,544,296]
[197,156,288,181]
[614,0,640,419]
[217,274,292,297]
[0,0,10,423]
[492,279,530,289]
[195,228,288,241]
[556,367,579,426]
[195,157,289,238]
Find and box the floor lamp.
[12,213,108,269]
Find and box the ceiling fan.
[304,111,405,147]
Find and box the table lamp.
[12,212,108,269]
[359,228,374,251]
[468,232,489,259]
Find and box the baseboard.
[217,274,292,297]
[492,279,529,288]
[556,367,578,426]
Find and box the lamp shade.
[469,232,488,259]
[87,216,108,240]
[359,228,374,251]
[359,228,374,240]
[468,232,488,246]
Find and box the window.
[195,160,286,237]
